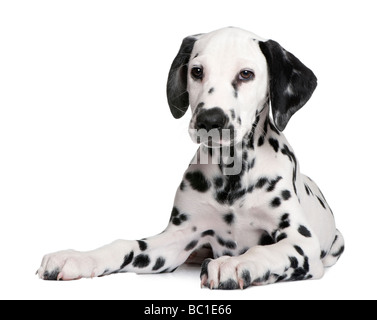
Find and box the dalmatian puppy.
[38,27,344,289]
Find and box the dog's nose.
[195,107,227,131]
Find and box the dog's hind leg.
[321,229,345,268]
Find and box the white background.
[1,0,376,300]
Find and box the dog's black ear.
[259,40,317,131]
[166,35,199,119]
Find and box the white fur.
[38,27,343,289]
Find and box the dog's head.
[167,27,317,146]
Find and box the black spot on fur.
[239,247,248,255]
[201,229,215,237]
[303,256,310,271]
[289,256,299,269]
[186,171,211,192]
[320,250,327,259]
[269,138,280,152]
[254,271,271,284]
[294,245,305,256]
[214,177,224,188]
[248,158,256,170]
[281,144,298,195]
[137,240,148,251]
[185,240,199,251]
[170,207,189,226]
[271,197,281,208]
[279,213,290,229]
[256,177,268,189]
[172,217,181,225]
[247,184,254,193]
[215,174,246,205]
[219,279,238,290]
[43,268,60,281]
[332,246,345,258]
[132,254,150,268]
[171,207,179,217]
[331,235,338,246]
[223,213,235,225]
[120,251,134,269]
[231,77,241,98]
[298,225,312,238]
[193,103,205,119]
[316,196,326,209]
[282,190,291,200]
[241,270,252,288]
[266,176,282,192]
[208,87,214,94]
[217,236,237,249]
[255,176,282,192]
[276,274,287,282]
[152,257,166,271]
[276,232,287,242]
[247,112,261,150]
[290,268,307,281]
[304,183,313,196]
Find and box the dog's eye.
[239,69,255,81]
[191,67,203,80]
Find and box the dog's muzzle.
[192,107,235,147]
[195,107,227,131]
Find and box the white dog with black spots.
[38,27,344,289]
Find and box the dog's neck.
[243,104,271,152]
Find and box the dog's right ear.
[166,35,200,119]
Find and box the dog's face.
[186,28,268,146]
[167,27,317,147]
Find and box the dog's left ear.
[259,40,317,131]
[166,35,201,119]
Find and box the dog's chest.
[207,195,275,257]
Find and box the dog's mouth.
[189,127,238,148]
[203,136,223,148]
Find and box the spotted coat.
[38,27,344,289]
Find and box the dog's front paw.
[200,256,254,290]
[37,250,101,281]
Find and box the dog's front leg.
[200,201,325,289]
[38,222,205,280]
[38,172,214,280]
[38,228,199,280]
